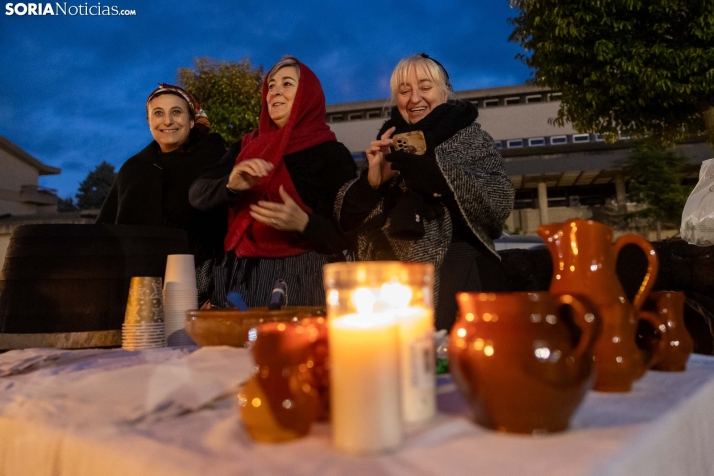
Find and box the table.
[1,347,713,476]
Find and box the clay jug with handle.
[449,292,599,434]
[538,219,660,392]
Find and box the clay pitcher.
[449,292,599,434]
[538,219,660,392]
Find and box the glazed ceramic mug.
[449,292,599,434]
[638,291,694,372]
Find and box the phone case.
[392,131,427,155]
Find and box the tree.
[626,140,693,227]
[76,161,116,210]
[509,0,714,146]
[57,196,78,212]
[177,57,264,144]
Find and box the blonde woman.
[335,54,514,330]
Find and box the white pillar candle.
[324,262,435,453]
[397,306,436,423]
[329,312,401,454]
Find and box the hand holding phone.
[392,131,427,155]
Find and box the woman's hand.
[249,185,309,232]
[227,158,274,192]
[366,126,396,187]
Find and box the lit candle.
[329,308,401,454]
[324,262,436,453]
[380,280,436,423]
[396,306,435,423]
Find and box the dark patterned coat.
[334,120,514,303]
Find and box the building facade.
[0,136,60,217]
[0,137,92,267]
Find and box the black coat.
[189,140,357,256]
[97,132,227,263]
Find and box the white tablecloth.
[1,347,713,476]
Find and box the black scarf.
[378,101,478,240]
[378,100,479,149]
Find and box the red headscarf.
[224,58,337,258]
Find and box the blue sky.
[0,0,531,199]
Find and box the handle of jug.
[638,310,668,369]
[612,235,659,310]
[558,294,599,361]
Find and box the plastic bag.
[681,158,714,246]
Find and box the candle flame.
[352,287,377,314]
[379,280,413,309]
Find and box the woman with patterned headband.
[189,57,356,308]
[97,84,228,302]
[335,54,514,331]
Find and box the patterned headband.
[146,83,210,131]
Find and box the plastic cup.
[164,255,197,291]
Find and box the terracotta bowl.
[185,307,326,347]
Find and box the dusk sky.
[1,0,531,200]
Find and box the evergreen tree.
[57,196,78,212]
[76,161,116,210]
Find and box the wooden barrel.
[0,224,189,338]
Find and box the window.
[483,99,499,107]
[351,152,366,161]
[594,133,605,142]
[505,97,521,106]
[330,115,343,123]
[572,133,591,143]
[507,139,524,148]
[528,138,546,147]
[470,100,479,107]
[525,95,542,104]
[348,112,363,121]
[494,141,503,149]
[548,92,562,101]
[550,135,567,145]
[367,110,382,119]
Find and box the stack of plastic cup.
[122,276,166,350]
[163,254,197,346]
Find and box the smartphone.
[392,131,427,155]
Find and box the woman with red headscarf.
[189,57,357,307]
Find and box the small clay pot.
[449,292,598,434]
[238,322,320,443]
[638,291,693,372]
